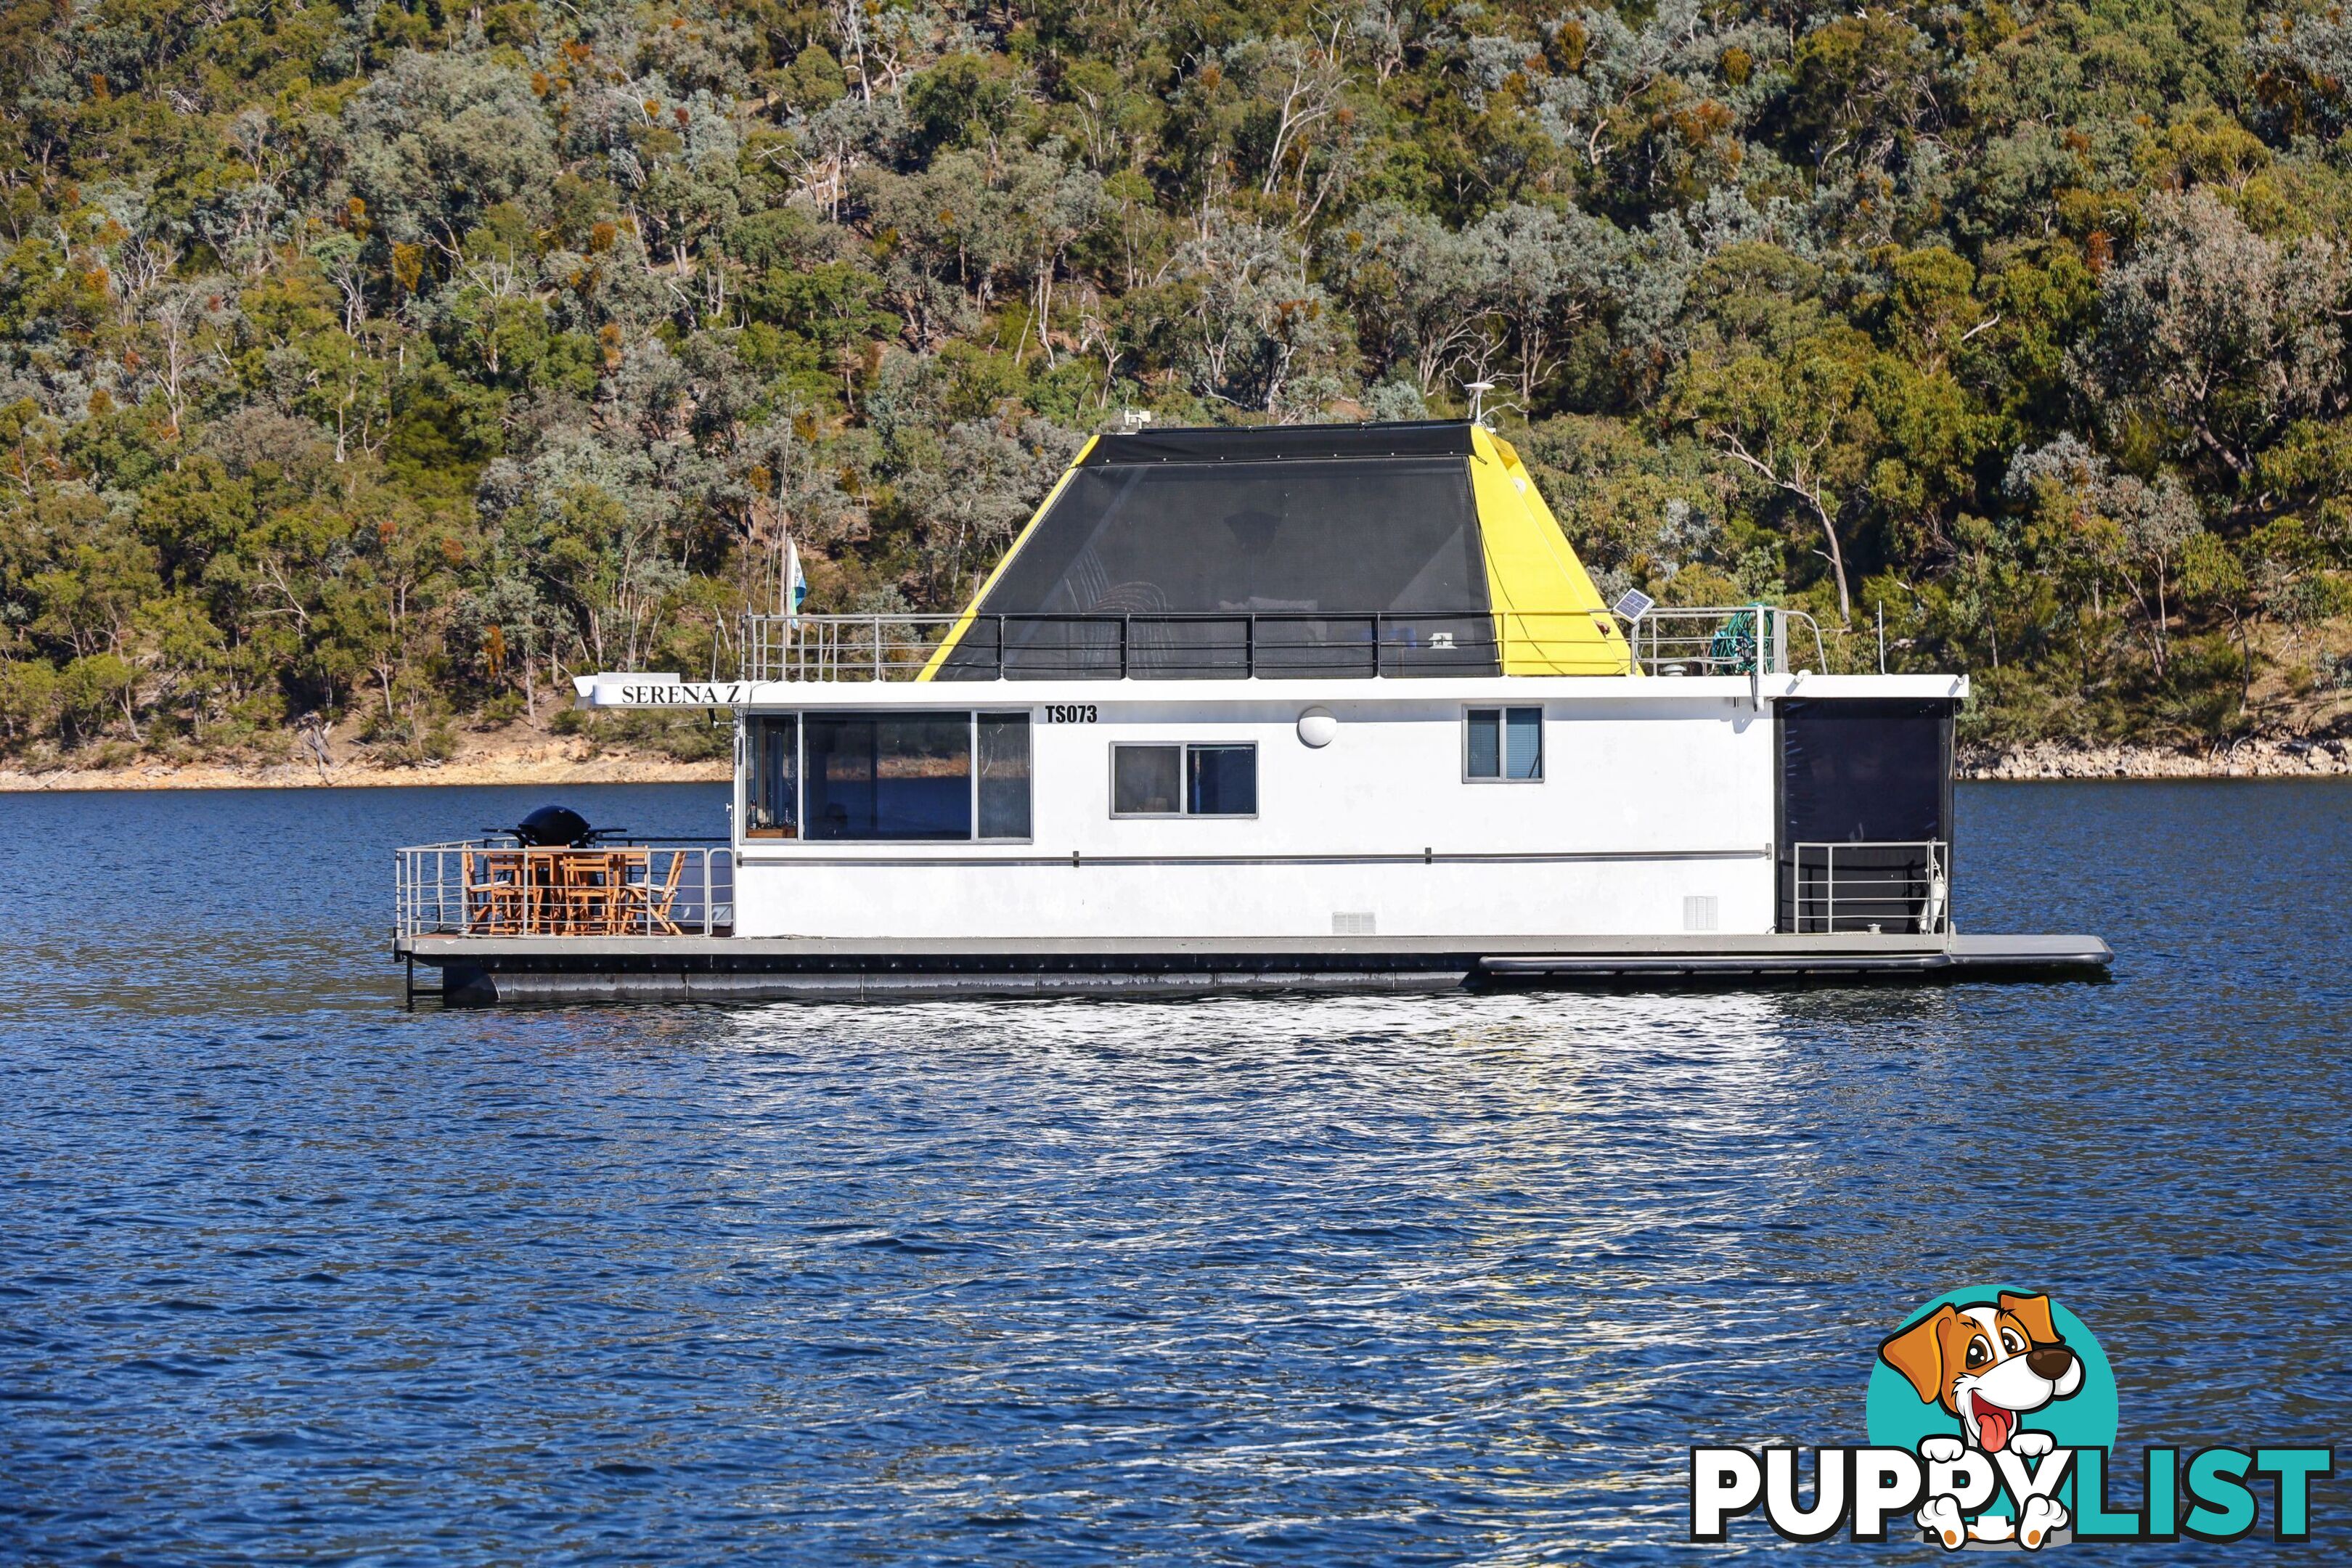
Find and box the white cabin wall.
[734,693,1779,941]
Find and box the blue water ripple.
[0,781,2345,1561]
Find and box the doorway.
[1776,698,1955,934]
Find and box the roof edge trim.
[1080,420,1477,466]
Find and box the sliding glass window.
[1112,744,1183,815]
[784,711,1032,842]
[1113,743,1257,817]
[1187,745,1256,814]
[1466,707,1543,781]
[805,713,971,840]
[976,713,1032,840]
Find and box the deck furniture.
[462,847,650,936]
[462,849,526,936]
[628,851,689,936]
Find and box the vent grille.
[1331,911,1377,936]
[1683,895,1718,932]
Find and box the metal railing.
[739,605,1825,682]
[1624,606,1827,677]
[396,841,735,940]
[746,613,960,682]
[1787,840,1950,936]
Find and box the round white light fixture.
[1297,707,1338,748]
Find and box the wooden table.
[465,848,652,935]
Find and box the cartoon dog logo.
[1879,1291,2085,1548]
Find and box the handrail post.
[995,613,1006,679]
[1120,613,1130,679]
[1245,614,1255,679]
[1371,613,1383,677]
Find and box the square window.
[1113,744,1183,815]
[1186,745,1257,815]
[1467,707,1542,781]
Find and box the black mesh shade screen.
[1777,698,1953,843]
[936,434,1495,678]
[1776,698,1956,933]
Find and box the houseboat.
[393,420,2110,1003]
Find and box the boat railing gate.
[1788,840,1951,936]
[737,606,1826,681]
[395,839,736,941]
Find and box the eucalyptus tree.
[2006,434,2207,678]
[335,51,559,272]
[1463,202,1626,409]
[1320,203,1495,399]
[2073,191,2349,503]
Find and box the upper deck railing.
[740,606,1826,682]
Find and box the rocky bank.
[1959,737,2352,779]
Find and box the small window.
[1467,707,1543,781]
[1188,745,1256,814]
[746,715,799,837]
[976,712,1032,840]
[1114,743,1257,817]
[1112,744,1183,815]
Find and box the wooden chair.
[643,851,689,935]
[464,849,526,934]
[616,851,687,935]
[554,849,626,935]
[523,848,585,934]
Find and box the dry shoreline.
[1958,737,2352,779]
[0,736,2345,790]
[0,740,730,793]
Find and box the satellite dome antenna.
[1464,380,1498,428]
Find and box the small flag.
[784,539,808,621]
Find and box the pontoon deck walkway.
[398,931,2112,1004]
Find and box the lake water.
[1,780,2346,1563]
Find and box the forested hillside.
[1,0,2348,766]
